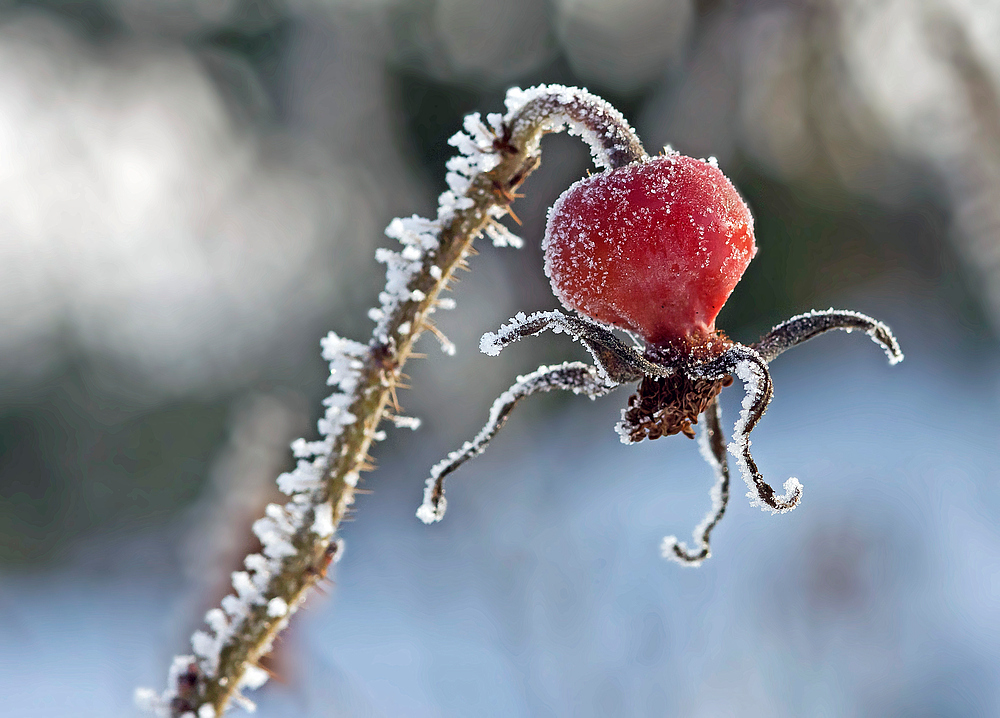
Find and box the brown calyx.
[622,372,732,442]
[621,333,734,443]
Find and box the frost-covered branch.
[137,85,646,717]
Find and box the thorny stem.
[157,86,647,717]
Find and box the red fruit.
[543,152,756,347]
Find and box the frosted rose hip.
[543,153,756,345]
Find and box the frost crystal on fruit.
[543,152,756,345]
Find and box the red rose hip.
[421,88,903,566]
[543,152,756,346]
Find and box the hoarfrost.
[136,656,201,716]
[434,330,457,356]
[240,664,270,691]
[312,502,334,537]
[204,608,228,636]
[230,692,258,713]
[391,414,422,430]
[504,84,647,171]
[478,310,640,384]
[331,537,346,564]
[267,597,289,618]
[484,221,524,248]
[191,629,218,661]
[134,687,164,716]
[662,405,727,567]
[276,458,324,495]
[416,481,446,524]
[729,358,802,514]
[418,362,612,524]
[615,406,636,445]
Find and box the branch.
[137,85,647,717]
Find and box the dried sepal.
[417,361,614,524]
[480,310,662,383]
[662,398,730,566]
[753,308,903,365]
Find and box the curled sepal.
[693,344,801,513]
[662,397,730,566]
[480,310,666,384]
[417,361,615,524]
[753,308,903,366]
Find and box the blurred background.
[0,0,998,715]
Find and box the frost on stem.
[729,354,802,513]
[504,85,648,171]
[142,84,647,717]
[137,333,367,716]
